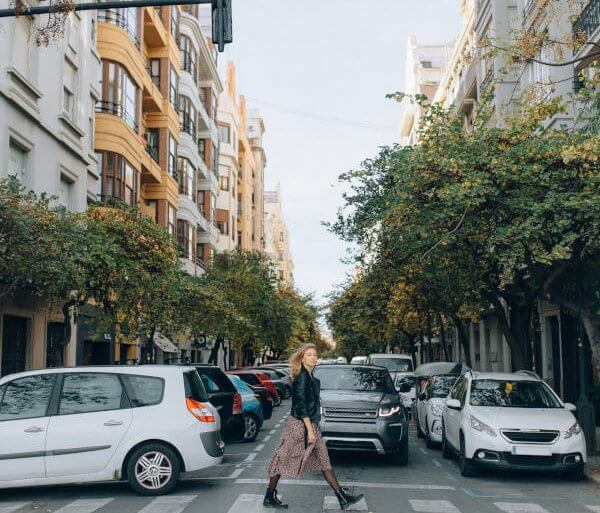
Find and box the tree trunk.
[419,331,425,364]
[583,311,600,384]
[454,317,472,367]
[439,314,449,361]
[209,334,223,366]
[426,314,434,362]
[144,325,157,364]
[489,296,530,371]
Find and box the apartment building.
[0,10,99,376]
[264,186,294,285]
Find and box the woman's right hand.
[307,429,317,445]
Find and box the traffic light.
[212,0,232,52]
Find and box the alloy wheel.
[134,451,173,491]
[244,415,258,440]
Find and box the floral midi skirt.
[266,416,332,478]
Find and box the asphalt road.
[1,400,599,513]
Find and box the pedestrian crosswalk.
[1,493,600,513]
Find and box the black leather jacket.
[291,365,321,423]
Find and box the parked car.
[251,383,274,420]
[441,371,586,479]
[0,366,223,495]
[229,370,281,406]
[228,374,263,442]
[350,356,368,365]
[314,364,409,464]
[367,353,416,412]
[415,374,459,447]
[255,367,292,398]
[336,356,348,364]
[194,364,244,441]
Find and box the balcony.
[143,132,159,163]
[98,10,140,47]
[574,0,600,42]
[96,101,139,133]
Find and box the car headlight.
[564,421,582,439]
[379,405,401,417]
[431,403,443,417]
[470,415,496,437]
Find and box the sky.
[221,0,462,304]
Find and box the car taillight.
[255,393,262,401]
[186,397,216,423]
[233,392,242,415]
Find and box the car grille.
[504,453,558,466]
[326,439,377,451]
[501,430,559,444]
[323,407,378,419]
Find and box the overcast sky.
[221,0,462,304]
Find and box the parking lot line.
[254,443,265,451]
[235,478,455,491]
[229,468,245,479]
[244,453,257,462]
[53,499,114,513]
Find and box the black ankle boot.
[263,489,288,509]
[335,487,364,510]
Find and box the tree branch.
[420,209,468,261]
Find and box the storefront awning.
[153,332,179,353]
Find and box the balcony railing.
[146,65,160,89]
[98,10,140,47]
[574,0,600,41]
[96,101,139,133]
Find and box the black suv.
[194,364,244,442]
[314,364,409,464]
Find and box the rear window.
[235,373,261,385]
[184,371,209,401]
[122,375,165,407]
[315,367,396,393]
[195,367,235,393]
[370,357,413,373]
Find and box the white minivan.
[0,365,223,494]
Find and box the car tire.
[273,394,282,407]
[441,424,453,459]
[565,467,585,481]
[242,413,260,442]
[459,434,476,478]
[425,418,435,449]
[126,443,181,496]
[416,416,425,439]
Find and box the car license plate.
[511,445,552,456]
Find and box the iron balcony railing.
[146,65,160,89]
[95,100,139,133]
[574,0,600,41]
[98,10,140,47]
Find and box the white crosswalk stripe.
[136,495,196,513]
[410,499,461,513]
[323,496,368,510]
[225,494,265,513]
[53,499,114,513]
[0,504,27,513]
[586,507,600,513]
[494,503,549,513]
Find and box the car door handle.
[24,426,45,433]
[103,420,124,427]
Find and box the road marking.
[235,478,454,490]
[410,500,461,513]
[586,507,600,513]
[419,448,428,454]
[269,429,276,434]
[0,504,27,513]
[244,453,257,462]
[263,435,272,442]
[137,496,196,513]
[225,494,265,513]
[229,468,245,479]
[255,443,265,451]
[324,495,368,510]
[432,459,442,468]
[494,503,549,513]
[53,499,114,513]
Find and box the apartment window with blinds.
[8,140,28,183]
[218,123,230,144]
[220,175,229,191]
[177,157,195,199]
[179,95,197,140]
[97,151,139,206]
[99,60,139,132]
[169,65,178,107]
[279,231,285,243]
[63,59,77,121]
[210,193,216,224]
[168,133,177,178]
[197,191,205,218]
[198,138,206,161]
[59,174,75,211]
[179,35,197,81]
[217,220,228,235]
[168,204,176,236]
[177,220,194,261]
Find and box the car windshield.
[315,367,396,393]
[432,376,457,398]
[371,357,413,373]
[469,379,562,408]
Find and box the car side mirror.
[446,398,462,410]
[564,402,577,412]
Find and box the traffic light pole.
[0,0,212,18]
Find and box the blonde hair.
[289,343,317,381]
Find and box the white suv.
[442,371,586,479]
[0,366,223,494]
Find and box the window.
[183,370,208,401]
[97,151,139,206]
[145,199,158,223]
[63,59,77,120]
[197,191,205,217]
[88,96,95,153]
[211,144,218,174]
[218,123,230,144]
[177,220,194,260]
[179,95,197,140]
[179,35,197,80]
[181,4,199,17]
[59,174,75,210]
[13,17,32,78]
[149,58,160,89]
[121,375,164,407]
[278,251,284,261]
[145,128,159,162]
[68,16,80,52]
[168,132,177,177]
[211,91,218,123]
[210,193,216,223]
[170,6,179,39]
[200,375,220,393]
[198,138,206,161]
[168,203,176,236]
[98,7,139,46]
[59,373,125,415]
[8,140,28,183]
[0,375,56,421]
[177,157,195,199]
[421,60,432,68]
[217,220,228,235]
[99,60,139,132]
[169,65,178,107]
[279,231,284,243]
[220,175,229,191]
